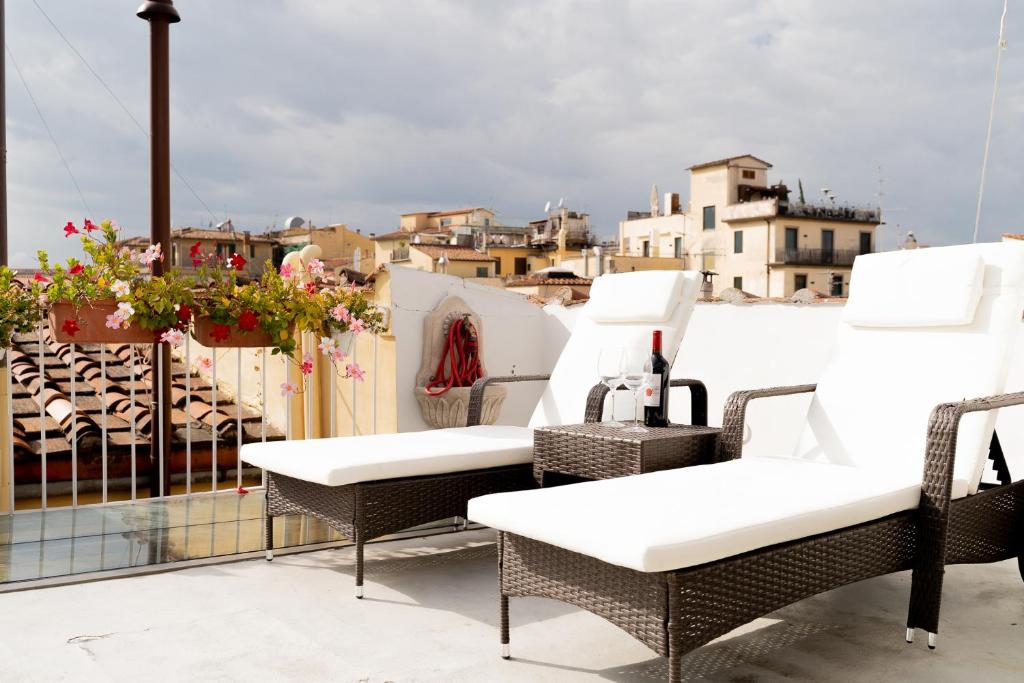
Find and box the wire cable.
[972,0,1009,243]
[32,0,219,224]
[5,43,91,214]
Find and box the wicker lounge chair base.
[498,477,1022,682]
[267,465,534,597]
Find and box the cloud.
[3,0,1020,265]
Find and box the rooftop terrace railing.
[774,248,862,267]
[1,323,381,515]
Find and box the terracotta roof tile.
[506,276,592,287]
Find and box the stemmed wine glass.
[597,346,625,427]
[620,349,650,434]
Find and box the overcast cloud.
[3,0,1022,265]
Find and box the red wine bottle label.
[644,374,662,407]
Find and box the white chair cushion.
[842,248,984,327]
[586,270,691,323]
[241,425,533,487]
[793,242,1024,496]
[528,270,701,428]
[468,456,923,573]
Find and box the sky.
[3,0,1022,266]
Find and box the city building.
[123,224,278,276]
[265,223,374,272]
[619,155,881,296]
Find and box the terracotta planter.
[192,316,288,348]
[48,300,155,344]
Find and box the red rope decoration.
[424,316,483,396]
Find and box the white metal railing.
[2,322,381,516]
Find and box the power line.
[972,0,1009,244]
[32,0,218,224]
[5,43,91,214]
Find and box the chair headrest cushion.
[842,248,984,328]
[586,271,697,324]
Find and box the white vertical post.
[372,336,378,434]
[157,347,165,498]
[37,324,46,509]
[129,345,137,503]
[236,347,242,489]
[304,334,313,441]
[211,352,217,493]
[285,359,292,441]
[185,336,192,495]
[6,348,15,513]
[260,349,267,488]
[329,360,336,438]
[350,342,357,436]
[69,343,77,507]
[100,346,107,504]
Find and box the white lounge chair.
[241,269,703,596]
[468,242,1024,681]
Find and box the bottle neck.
[652,330,662,355]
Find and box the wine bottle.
[643,330,670,427]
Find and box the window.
[215,243,224,258]
[794,273,808,291]
[642,240,650,257]
[550,259,555,267]
[830,274,844,296]
[703,206,716,231]
[859,231,872,255]
[484,218,490,227]
[440,218,452,227]
[785,227,799,251]
[673,237,682,259]
[514,257,527,275]
[821,229,835,263]
[249,244,256,258]
[733,276,743,290]
[495,259,502,276]
[733,230,743,254]
[476,266,488,278]
[702,252,716,270]
[742,169,755,180]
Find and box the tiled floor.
[0,490,346,584]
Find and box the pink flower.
[317,336,338,356]
[301,352,314,376]
[160,328,185,348]
[105,313,122,330]
[138,243,163,266]
[346,363,365,381]
[280,381,298,397]
[307,258,325,277]
[349,318,365,334]
[279,263,294,279]
[330,346,347,363]
[331,304,350,323]
[196,356,214,372]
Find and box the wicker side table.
[532,423,721,486]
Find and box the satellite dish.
[557,197,565,208]
[284,216,305,229]
[544,201,551,213]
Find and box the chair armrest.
[718,384,817,462]
[466,374,552,426]
[584,379,709,425]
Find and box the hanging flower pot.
[48,300,155,344]
[192,316,290,348]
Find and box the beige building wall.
[0,361,10,513]
[169,236,277,275]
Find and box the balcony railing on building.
[774,248,863,267]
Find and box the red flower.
[33,272,49,283]
[211,324,231,342]
[63,221,79,238]
[236,486,249,495]
[176,304,192,323]
[189,241,202,258]
[61,318,80,337]
[229,253,247,270]
[237,310,259,332]
[68,264,85,276]
[83,219,98,232]
[305,281,317,295]
[192,258,203,267]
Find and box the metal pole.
[0,0,7,267]
[137,0,179,497]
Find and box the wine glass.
[597,346,625,427]
[620,349,650,434]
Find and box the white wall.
[388,267,556,431]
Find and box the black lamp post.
[137,0,179,497]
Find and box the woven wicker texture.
[533,423,720,485]
[585,379,710,426]
[467,374,551,427]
